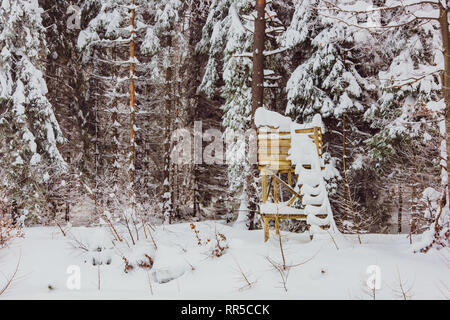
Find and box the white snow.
[0,223,448,299]
[150,245,192,284]
[255,107,292,131]
[260,202,305,215]
[233,193,250,230]
[255,107,324,132]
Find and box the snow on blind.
[254,107,292,131]
[256,107,336,233]
[255,107,324,132]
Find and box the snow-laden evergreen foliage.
[364,20,442,166]
[76,0,136,221]
[280,0,377,201]
[141,0,188,223]
[283,1,376,121]
[0,0,446,242]
[309,0,445,234]
[197,0,254,196]
[0,0,66,219]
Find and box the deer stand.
[257,122,330,242]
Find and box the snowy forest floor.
[0,221,449,300]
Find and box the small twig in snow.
[232,256,256,291]
[0,253,21,296]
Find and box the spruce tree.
[0,0,66,221]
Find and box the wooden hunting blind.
[255,108,333,241]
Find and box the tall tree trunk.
[342,115,355,220]
[65,201,70,222]
[163,36,174,224]
[247,0,266,230]
[186,2,205,219]
[129,0,136,215]
[398,184,402,233]
[193,113,201,217]
[342,115,360,242]
[252,0,265,114]
[439,6,450,201]
[410,184,417,243]
[111,46,119,197]
[94,81,100,217]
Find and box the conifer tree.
[198,0,286,228]
[0,0,66,220]
[281,0,378,229]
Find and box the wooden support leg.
[288,171,292,187]
[307,225,313,241]
[275,216,280,235]
[273,179,278,203]
[313,127,319,156]
[262,172,267,203]
[264,217,270,242]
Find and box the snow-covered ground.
[0,221,448,300]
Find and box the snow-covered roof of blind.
[255,107,292,131]
[255,107,324,132]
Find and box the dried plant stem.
[326,229,339,250]
[124,216,136,245]
[55,221,66,237]
[147,224,158,250]
[266,256,288,292]
[0,254,20,296]
[233,257,255,290]
[398,274,407,300]
[97,264,101,291]
[144,268,153,295]
[81,181,122,242]
[278,233,287,270]
[141,218,148,240]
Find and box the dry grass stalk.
[233,257,256,291]
[145,268,153,295]
[122,257,134,273]
[266,233,317,292]
[80,180,122,242]
[212,227,229,258]
[0,254,20,296]
[387,268,414,300]
[266,256,289,292]
[97,263,101,291]
[146,224,158,250]
[190,223,229,258]
[326,229,339,250]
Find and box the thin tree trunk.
[342,115,348,221]
[111,46,119,197]
[411,184,417,229]
[439,5,450,201]
[398,184,402,233]
[129,0,136,216]
[94,82,100,218]
[163,35,174,224]
[193,112,201,217]
[410,185,417,243]
[342,115,360,243]
[247,0,266,230]
[65,201,70,222]
[252,0,265,114]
